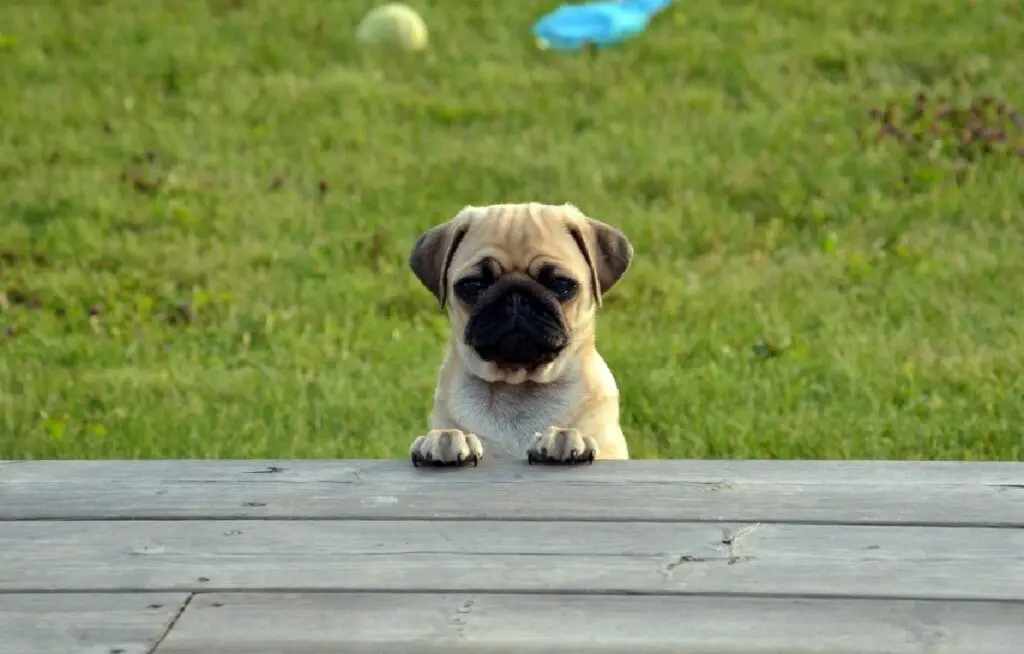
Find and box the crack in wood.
[660,547,757,576]
[721,524,761,549]
[147,592,193,653]
[662,554,704,574]
[719,523,761,564]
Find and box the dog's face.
[410,203,632,385]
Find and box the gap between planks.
[4,588,1024,604]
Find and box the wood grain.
[3,460,1021,525]
[5,458,1022,485]
[0,593,189,654]
[3,519,1022,600]
[5,460,1023,653]
[158,592,1024,654]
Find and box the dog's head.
[410,202,632,385]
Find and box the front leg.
[526,426,599,465]
[410,428,484,468]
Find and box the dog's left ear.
[568,216,633,307]
[409,217,470,309]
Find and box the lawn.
[1,0,1022,461]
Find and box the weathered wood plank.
[0,593,188,654]
[3,462,1021,525]
[158,592,1024,654]
[4,458,1022,486]
[3,520,1022,600]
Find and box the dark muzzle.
[464,277,569,369]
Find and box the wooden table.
[2,458,1023,653]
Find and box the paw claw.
[409,429,483,469]
[526,427,599,465]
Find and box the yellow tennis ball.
[356,4,429,52]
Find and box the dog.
[407,202,633,467]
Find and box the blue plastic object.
[531,0,674,52]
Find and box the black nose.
[464,283,569,368]
[505,291,528,320]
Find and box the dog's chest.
[450,376,578,459]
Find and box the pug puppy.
[407,202,633,467]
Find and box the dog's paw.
[526,426,599,465]
[410,429,484,468]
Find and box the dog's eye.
[454,277,489,303]
[546,275,578,300]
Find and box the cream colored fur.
[407,202,632,466]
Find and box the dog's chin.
[455,340,569,385]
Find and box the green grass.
[2,0,1023,461]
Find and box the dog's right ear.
[409,217,470,309]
